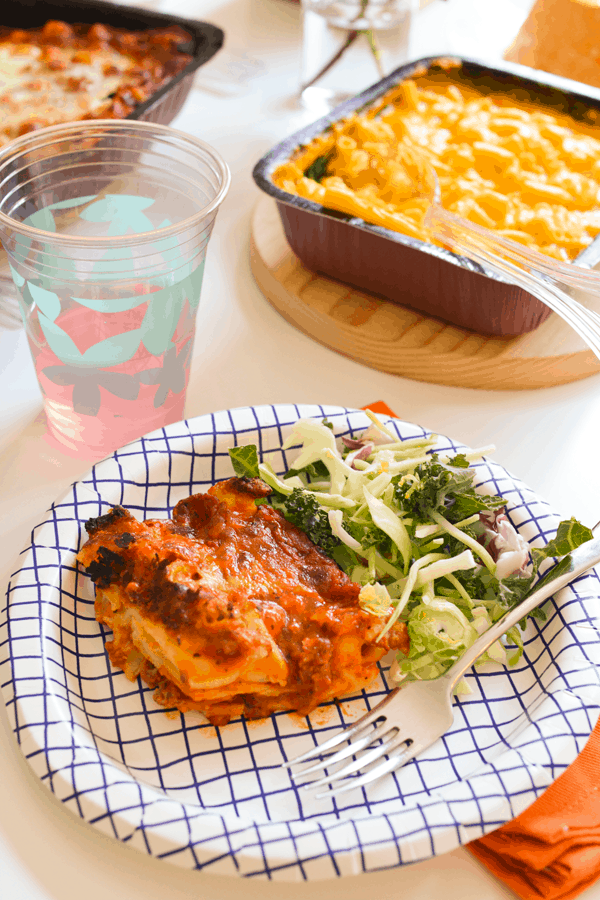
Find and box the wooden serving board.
[250,196,600,390]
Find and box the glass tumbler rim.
[0,119,231,248]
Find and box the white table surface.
[2,0,600,897]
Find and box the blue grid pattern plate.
[2,404,600,881]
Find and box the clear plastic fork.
[422,167,600,360]
[283,526,600,799]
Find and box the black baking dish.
[2,0,224,126]
[253,56,600,337]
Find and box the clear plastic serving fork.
[423,166,600,360]
[283,526,600,799]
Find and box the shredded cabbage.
[328,509,363,551]
[363,488,411,571]
[230,411,593,690]
[406,599,479,661]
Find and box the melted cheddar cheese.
[273,75,600,261]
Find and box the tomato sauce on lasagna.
[77,477,409,725]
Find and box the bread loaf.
[505,0,600,88]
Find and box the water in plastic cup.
[0,120,230,459]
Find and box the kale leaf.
[531,518,593,569]
[447,452,470,468]
[304,153,333,183]
[271,488,340,554]
[228,444,260,479]
[394,454,505,522]
[450,490,506,522]
[285,459,330,481]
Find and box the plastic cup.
[0,119,230,459]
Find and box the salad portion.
[229,413,592,688]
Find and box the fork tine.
[281,688,400,769]
[301,727,402,791]
[290,718,392,780]
[302,727,408,791]
[315,741,425,800]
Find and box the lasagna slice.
[78,477,409,725]
[0,20,193,147]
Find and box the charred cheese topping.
[0,43,136,145]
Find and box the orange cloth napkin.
[362,401,600,900]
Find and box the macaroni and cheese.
[273,77,600,261]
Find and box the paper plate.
[2,404,599,880]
